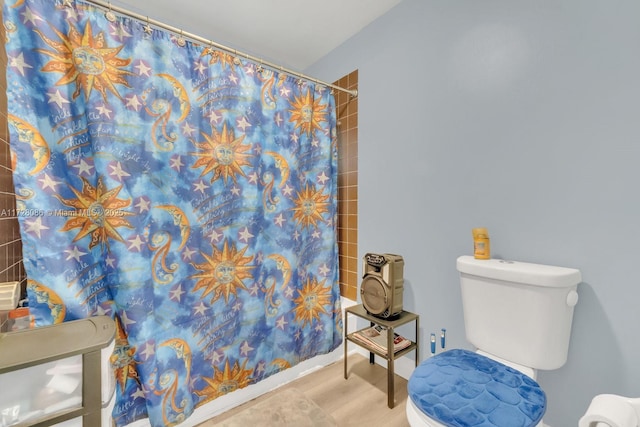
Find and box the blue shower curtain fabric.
[3,0,342,425]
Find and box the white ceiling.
[110,0,403,71]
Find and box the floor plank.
[198,353,411,427]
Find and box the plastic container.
[0,317,116,427]
[8,307,32,331]
[0,281,20,311]
[0,355,83,426]
[472,228,490,260]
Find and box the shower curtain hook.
[143,16,153,35]
[105,1,116,22]
[256,59,264,74]
[176,29,186,47]
[63,0,73,8]
[233,49,241,65]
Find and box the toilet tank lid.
[457,256,582,288]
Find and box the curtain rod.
[76,0,358,98]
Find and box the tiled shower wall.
[334,71,358,300]
[0,6,27,297]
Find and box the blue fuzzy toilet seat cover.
[408,349,546,427]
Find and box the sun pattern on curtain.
[3,0,342,425]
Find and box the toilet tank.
[457,256,581,371]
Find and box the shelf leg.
[415,316,420,366]
[344,310,348,379]
[369,321,375,364]
[388,326,395,408]
[83,350,102,426]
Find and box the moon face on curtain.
[3,1,342,426]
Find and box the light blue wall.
[307,1,640,425]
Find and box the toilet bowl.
[406,256,581,427]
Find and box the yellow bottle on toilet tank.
[472,228,490,260]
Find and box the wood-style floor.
[198,353,411,427]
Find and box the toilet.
[406,256,581,427]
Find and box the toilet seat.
[407,397,448,427]
[407,349,546,427]
[407,397,547,427]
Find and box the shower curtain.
[3,0,342,426]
